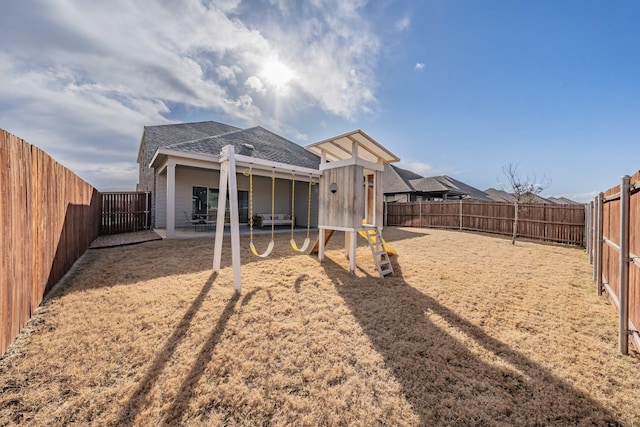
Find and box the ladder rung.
[380,268,393,276]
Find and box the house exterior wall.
[386,193,410,203]
[293,180,319,228]
[154,165,310,229]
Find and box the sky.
[1,0,639,202]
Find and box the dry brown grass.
[1,227,639,426]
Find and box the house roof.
[138,121,240,164]
[305,129,400,164]
[410,176,493,200]
[383,164,422,193]
[485,188,516,203]
[547,196,581,205]
[485,188,557,204]
[149,125,321,171]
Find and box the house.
[484,188,557,204]
[383,165,492,202]
[136,121,321,233]
[546,196,581,205]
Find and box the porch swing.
[248,167,275,258]
[290,173,313,253]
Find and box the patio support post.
[166,162,176,238]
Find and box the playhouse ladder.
[362,226,393,277]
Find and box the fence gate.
[100,192,151,234]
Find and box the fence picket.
[386,200,585,245]
[0,129,100,357]
[99,192,151,234]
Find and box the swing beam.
[213,145,321,293]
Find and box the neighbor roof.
[485,188,556,204]
[410,176,493,201]
[485,188,516,203]
[383,164,422,194]
[547,196,581,205]
[305,129,400,164]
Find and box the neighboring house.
[484,188,557,204]
[383,165,492,202]
[383,165,423,203]
[137,121,321,231]
[546,196,581,205]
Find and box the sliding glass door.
[192,187,248,223]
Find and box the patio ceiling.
[305,129,400,165]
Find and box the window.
[192,187,248,223]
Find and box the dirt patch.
[1,227,638,426]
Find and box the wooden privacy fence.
[0,129,100,357]
[588,171,640,355]
[386,200,586,245]
[100,191,151,234]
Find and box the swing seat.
[290,237,310,253]
[250,240,275,258]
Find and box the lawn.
[1,227,638,426]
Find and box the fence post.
[619,176,630,355]
[459,199,463,231]
[584,203,590,254]
[419,200,422,228]
[585,201,595,264]
[144,191,150,230]
[596,193,603,295]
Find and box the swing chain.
[249,166,254,243]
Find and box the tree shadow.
[319,255,623,425]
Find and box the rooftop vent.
[243,143,254,150]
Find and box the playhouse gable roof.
[305,129,400,165]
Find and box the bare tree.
[500,163,551,244]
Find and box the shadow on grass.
[50,227,424,297]
[161,289,258,425]
[319,255,622,425]
[113,272,221,426]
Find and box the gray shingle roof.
[410,176,493,200]
[547,196,581,205]
[383,165,421,193]
[485,188,557,204]
[485,188,516,202]
[409,176,453,194]
[165,126,320,170]
[139,121,240,165]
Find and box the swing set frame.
[213,145,321,292]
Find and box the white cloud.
[415,63,426,70]
[245,76,266,94]
[395,16,411,32]
[399,161,434,176]
[0,0,383,189]
[216,65,242,85]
